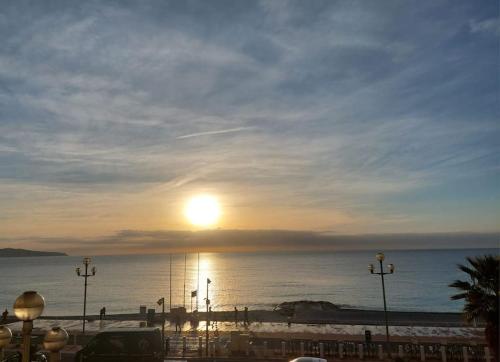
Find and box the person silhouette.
[244,307,249,325]
[1,309,8,324]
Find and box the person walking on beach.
[99,307,106,321]
[244,307,249,325]
[234,307,238,326]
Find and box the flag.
[191,290,197,298]
[157,297,164,306]
[207,278,211,284]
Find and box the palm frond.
[450,292,468,300]
[450,254,500,324]
[457,264,478,279]
[449,280,472,291]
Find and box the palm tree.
[450,255,499,362]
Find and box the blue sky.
[0,1,499,251]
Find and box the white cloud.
[469,18,500,36]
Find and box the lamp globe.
[376,252,385,262]
[43,327,69,352]
[13,291,45,321]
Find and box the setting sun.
[185,195,221,227]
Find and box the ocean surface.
[0,248,496,316]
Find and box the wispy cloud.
[469,18,500,36]
[176,127,253,139]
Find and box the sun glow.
[185,195,221,227]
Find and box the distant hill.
[0,248,67,257]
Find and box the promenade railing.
[163,335,492,362]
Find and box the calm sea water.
[0,249,496,316]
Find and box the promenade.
[2,309,488,362]
[31,308,474,327]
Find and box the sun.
[184,195,221,228]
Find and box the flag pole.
[169,254,172,311]
[183,253,187,309]
[205,278,210,356]
[197,253,200,311]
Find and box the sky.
[0,1,499,253]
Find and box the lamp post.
[13,291,45,362]
[205,278,211,357]
[157,297,165,357]
[43,327,68,362]
[369,252,395,358]
[76,257,96,334]
[0,325,12,361]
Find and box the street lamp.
[157,297,166,357]
[76,257,96,334]
[0,325,12,360]
[43,327,68,362]
[13,291,45,362]
[369,252,395,358]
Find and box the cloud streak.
[176,127,253,139]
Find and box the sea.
[0,248,496,316]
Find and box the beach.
[29,308,472,327]
[5,307,484,341]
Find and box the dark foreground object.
[74,327,162,362]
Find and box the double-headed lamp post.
[13,291,45,362]
[369,252,395,358]
[43,327,69,362]
[0,325,12,360]
[76,257,96,334]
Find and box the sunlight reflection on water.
[0,249,494,315]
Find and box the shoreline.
[29,308,475,327]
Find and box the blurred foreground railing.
[164,334,492,362]
[4,330,492,362]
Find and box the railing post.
[358,343,364,359]
[339,343,344,359]
[378,344,384,360]
[320,342,324,358]
[399,345,404,358]
[462,346,468,362]
[440,346,447,362]
[182,336,186,356]
[263,341,268,357]
[420,345,426,361]
[198,336,203,356]
[215,336,220,356]
[300,341,305,356]
[282,341,286,357]
[484,347,491,362]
